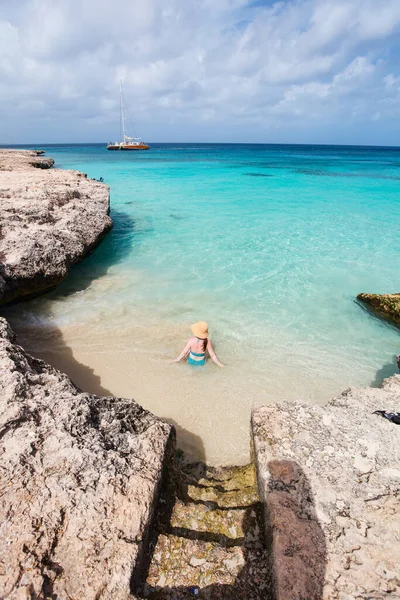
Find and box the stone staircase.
[140,458,273,599]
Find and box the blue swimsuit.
[188,351,206,366]
[188,340,206,366]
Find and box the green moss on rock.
[145,461,272,598]
[357,292,400,328]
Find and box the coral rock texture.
[357,292,400,328]
[0,317,174,599]
[252,377,400,600]
[0,149,112,304]
[145,461,273,599]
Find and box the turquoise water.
[4,143,400,462]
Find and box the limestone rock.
[0,148,54,171]
[0,149,112,304]
[252,376,400,600]
[357,292,400,328]
[0,317,174,599]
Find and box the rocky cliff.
[252,377,400,600]
[0,317,174,599]
[0,149,112,304]
[357,292,400,329]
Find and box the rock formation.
[0,149,112,304]
[357,292,400,329]
[0,317,174,599]
[252,377,400,600]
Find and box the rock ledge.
[357,292,400,328]
[0,149,112,304]
[252,377,400,600]
[0,317,174,599]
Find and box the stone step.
[183,482,259,509]
[144,534,271,599]
[179,463,256,490]
[167,499,263,549]
[141,461,272,599]
[177,464,258,510]
[145,534,246,589]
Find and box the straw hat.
[191,321,209,339]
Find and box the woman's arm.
[207,340,224,368]
[171,339,191,363]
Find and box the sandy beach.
[8,319,258,465]
[5,307,359,466]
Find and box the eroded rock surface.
[144,461,272,599]
[0,149,112,304]
[357,292,400,328]
[0,317,173,599]
[252,377,400,600]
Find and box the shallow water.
[3,143,400,464]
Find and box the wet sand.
[6,306,368,466]
[10,321,258,465]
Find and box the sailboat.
[107,82,149,151]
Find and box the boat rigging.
[107,81,149,151]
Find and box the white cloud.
[1,0,400,143]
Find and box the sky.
[1,0,400,145]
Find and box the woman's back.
[189,336,206,354]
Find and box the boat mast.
[120,80,126,141]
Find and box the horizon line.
[2,141,400,149]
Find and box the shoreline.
[7,310,397,466]
[6,318,254,465]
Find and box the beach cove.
[3,142,400,464]
[1,148,399,599]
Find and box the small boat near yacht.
[107,82,149,151]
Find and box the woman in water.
[171,321,224,368]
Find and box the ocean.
[3,143,400,463]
